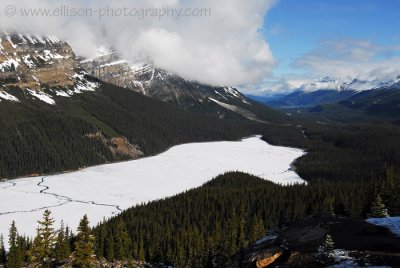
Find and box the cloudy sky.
[261,0,400,93]
[1,0,400,93]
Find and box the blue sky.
[260,0,400,91]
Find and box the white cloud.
[257,39,400,94]
[0,0,277,87]
[295,39,400,80]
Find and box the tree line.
[0,210,95,268]
[0,84,262,179]
[2,169,398,267]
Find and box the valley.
[0,136,304,246]
[0,2,399,266]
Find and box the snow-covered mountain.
[0,34,285,123]
[300,76,400,92]
[256,76,400,109]
[0,33,98,105]
[80,46,282,122]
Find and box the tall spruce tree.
[369,194,389,218]
[114,219,131,260]
[30,209,57,267]
[8,221,22,268]
[249,215,266,244]
[74,215,95,268]
[324,234,335,253]
[95,223,107,258]
[54,221,71,264]
[0,234,6,264]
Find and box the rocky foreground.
[227,216,400,267]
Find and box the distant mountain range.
[251,89,357,108]
[299,76,399,92]
[309,82,400,123]
[249,77,400,123]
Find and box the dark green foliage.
[309,86,400,123]
[262,123,400,182]
[0,235,6,264]
[0,83,262,179]
[7,221,22,268]
[369,195,389,218]
[35,209,56,264]
[94,172,388,266]
[54,221,71,264]
[74,215,95,268]
[324,234,335,252]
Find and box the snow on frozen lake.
[367,217,400,236]
[0,136,305,241]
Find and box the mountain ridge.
[0,33,287,123]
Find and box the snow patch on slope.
[0,91,19,102]
[0,59,19,72]
[209,98,266,123]
[27,89,55,105]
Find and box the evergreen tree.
[114,219,131,260]
[382,167,400,216]
[225,208,238,257]
[0,234,6,264]
[54,221,71,263]
[249,215,266,244]
[105,235,114,261]
[324,234,335,253]
[369,194,389,218]
[28,228,42,265]
[138,238,145,262]
[74,215,95,268]
[8,221,22,268]
[317,234,335,259]
[95,223,107,258]
[30,209,57,267]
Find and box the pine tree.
[238,217,248,249]
[317,234,335,259]
[138,238,145,262]
[54,221,71,263]
[382,167,400,216]
[28,228,42,265]
[105,235,115,261]
[29,209,57,267]
[0,234,6,264]
[369,194,389,218]
[249,215,266,244]
[114,219,131,260]
[225,208,238,256]
[324,234,335,253]
[95,223,105,258]
[8,221,22,268]
[74,215,95,268]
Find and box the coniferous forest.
[1,81,400,267]
[1,169,399,267]
[0,83,263,179]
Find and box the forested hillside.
[93,170,399,266]
[0,80,266,179]
[262,122,400,182]
[2,170,399,267]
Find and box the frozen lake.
[0,136,305,241]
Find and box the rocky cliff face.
[0,33,97,104]
[0,34,77,89]
[0,35,284,123]
[80,47,273,122]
